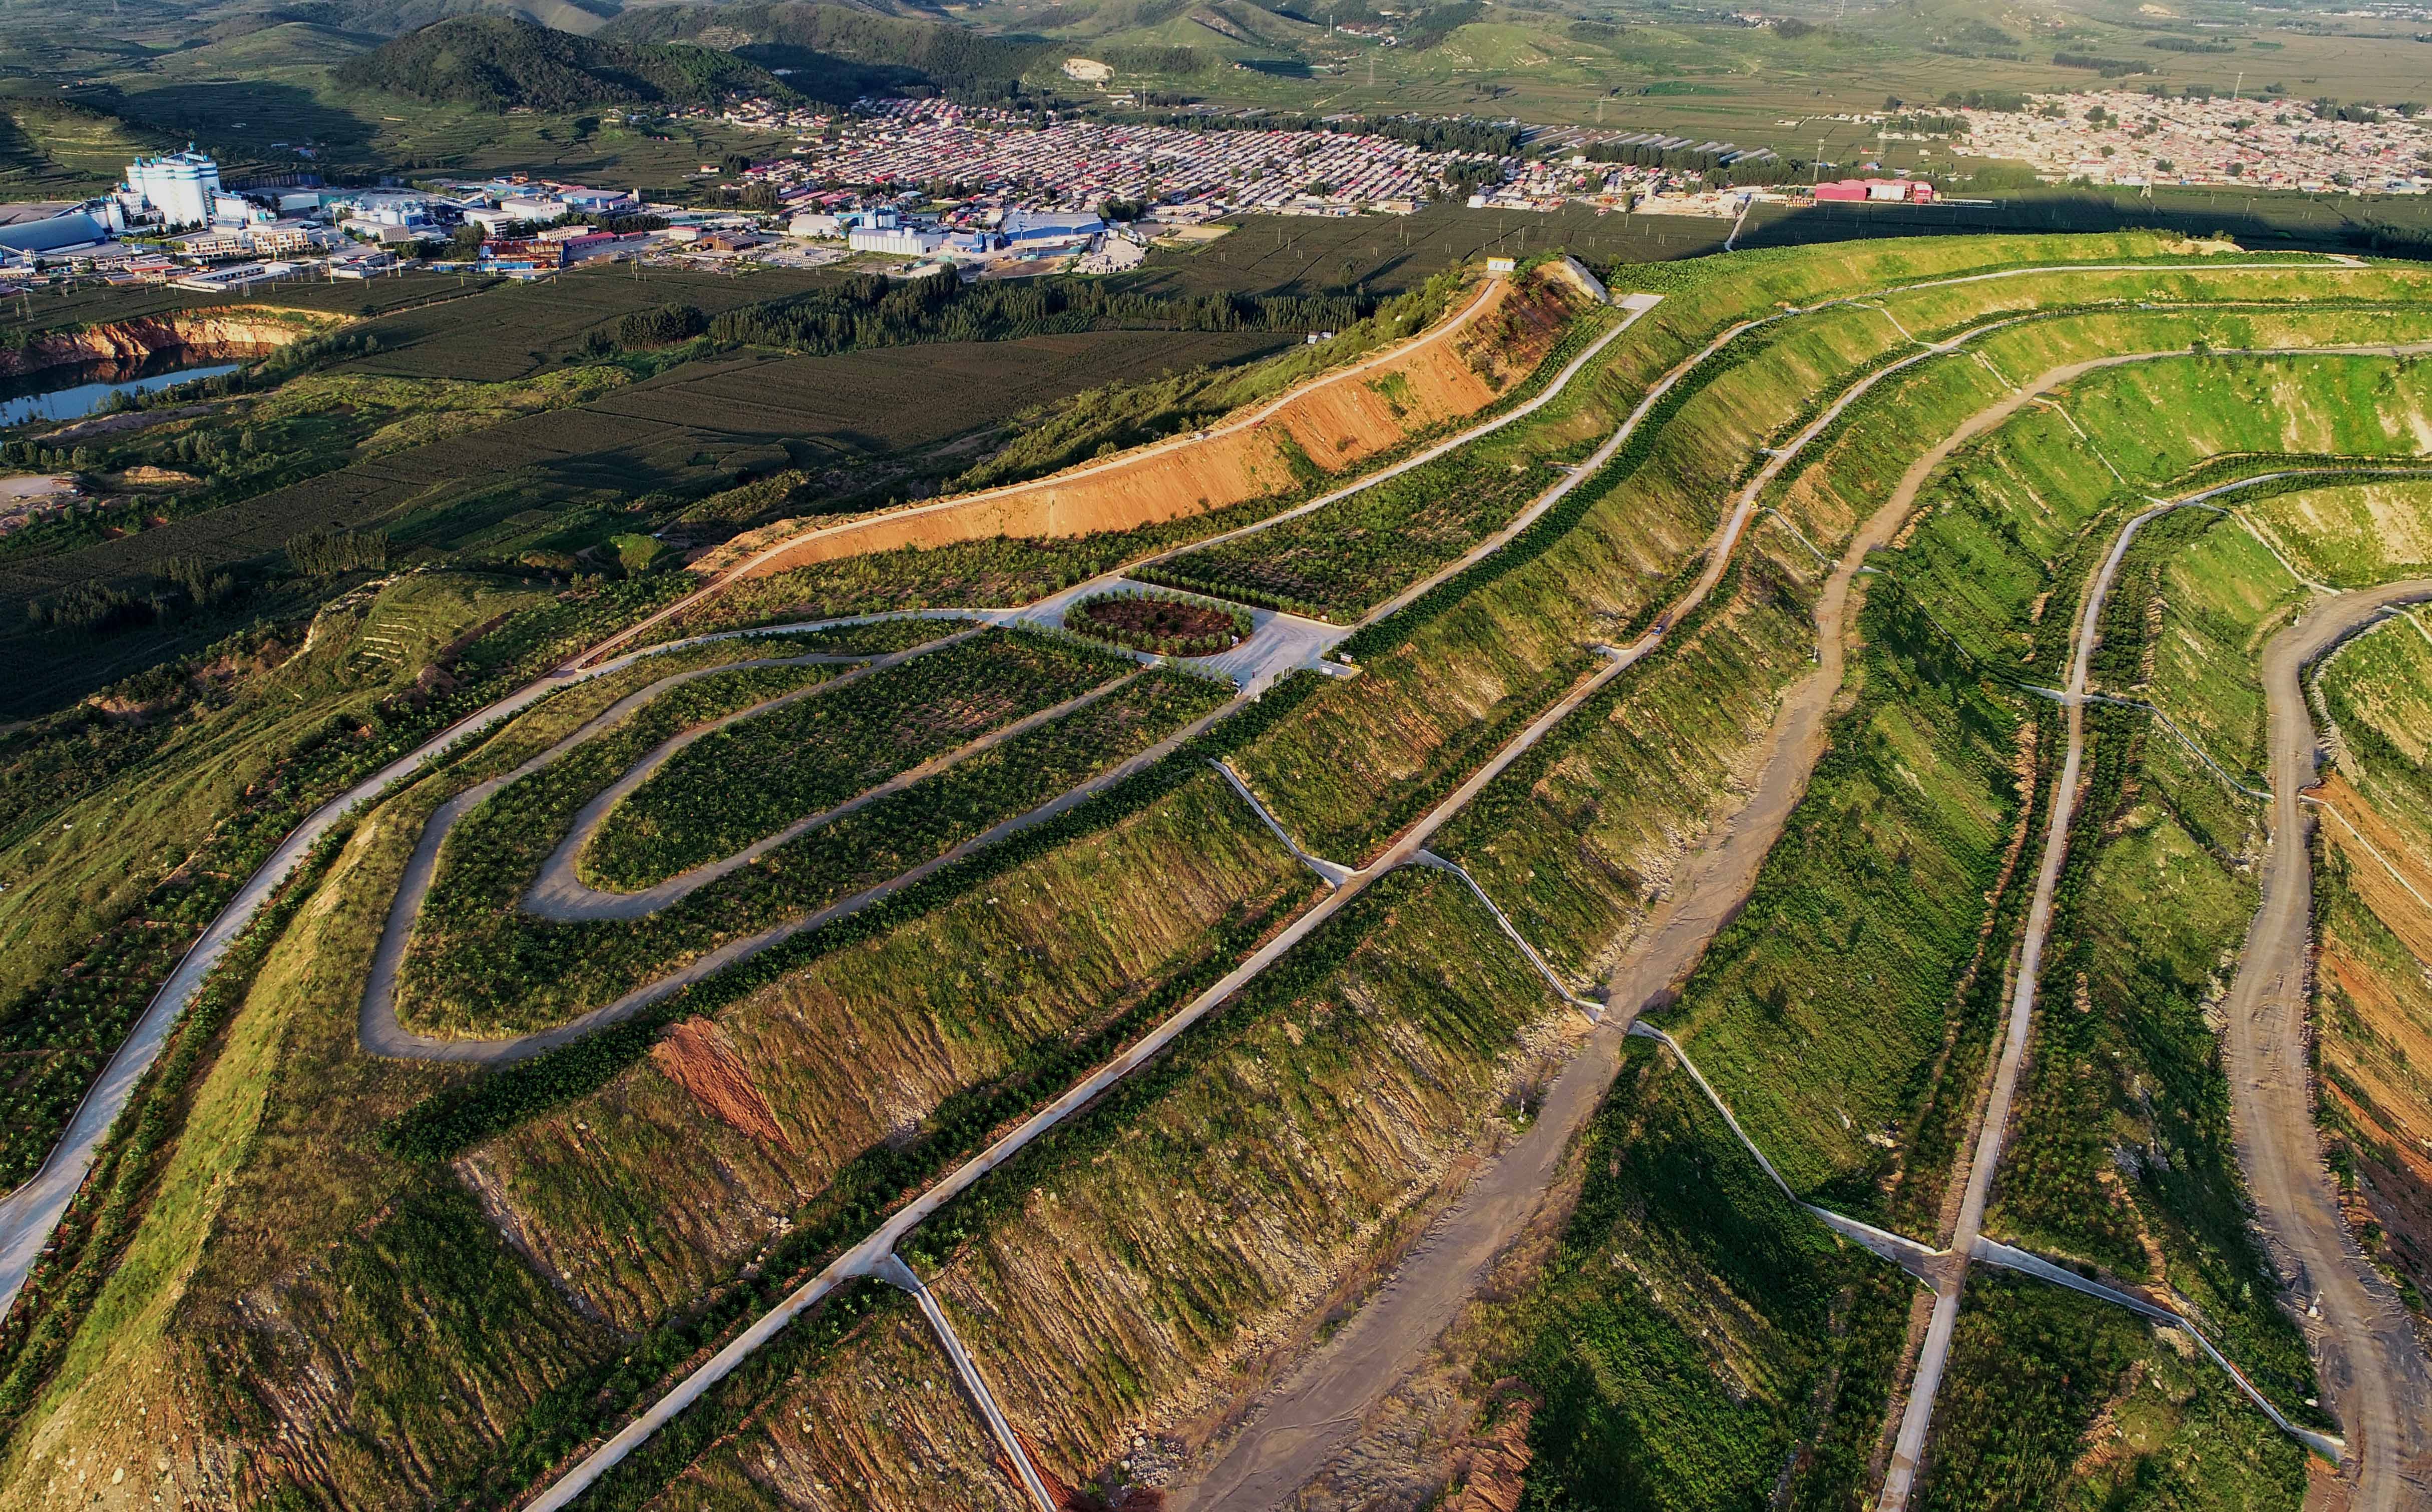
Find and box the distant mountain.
[336,15,794,109]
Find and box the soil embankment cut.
[717,270,1586,577]
[0,307,336,377]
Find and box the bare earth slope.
[2232,585,2432,1511]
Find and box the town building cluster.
[1952,89,2432,192]
[0,86,2425,296]
[752,99,1457,218]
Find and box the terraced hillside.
[2,233,2430,1512]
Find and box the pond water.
[0,356,245,428]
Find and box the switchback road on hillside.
[0,254,2369,1472]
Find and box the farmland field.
[0,270,494,341]
[330,265,857,384]
[0,327,1286,716]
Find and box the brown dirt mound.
[721,269,1589,580]
[649,1018,789,1149]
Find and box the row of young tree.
[707,275,1370,354]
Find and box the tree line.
[707,274,1371,354]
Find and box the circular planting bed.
[1064,591,1250,658]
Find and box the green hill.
[335,15,794,110]
[601,2,1058,99]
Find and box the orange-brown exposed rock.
[0,307,335,378]
[1445,1395,1534,1512]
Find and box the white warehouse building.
[848,225,945,256]
[124,150,222,229]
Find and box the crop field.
[0,328,1291,672]
[330,266,858,384]
[582,630,1130,890]
[594,329,1288,463]
[401,663,1230,1036]
[0,271,489,342]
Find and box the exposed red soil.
[649,1019,790,1149]
[1444,1386,1535,1512]
[715,271,1586,580]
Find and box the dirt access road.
[2234,581,2432,1511]
[1186,339,2419,1512]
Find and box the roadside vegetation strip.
[0,822,352,1437]
[577,628,1127,891]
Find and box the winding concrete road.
[523,664,1136,922]
[511,277,2398,1511]
[1880,453,2432,1509]
[0,254,2376,1485]
[2229,581,2432,1510]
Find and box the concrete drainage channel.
[872,1255,1063,1512]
